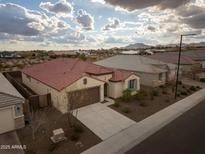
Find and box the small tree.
[122,89,132,102]
[136,90,147,101]
[79,53,87,61]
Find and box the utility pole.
[175,34,197,99]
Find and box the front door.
[104,83,108,97]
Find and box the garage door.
[0,107,15,134]
[68,87,100,109]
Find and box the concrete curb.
[81,88,205,154]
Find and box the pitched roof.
[149,53,198,65]
[0,73,24,107]
[22,58,133,91]
[0,73,23,99]
[95,55,168,74]
[110,70,134,82]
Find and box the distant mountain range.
[123,42,205,50]
[123,43,151,49]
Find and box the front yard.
[17,107,101,154]
[110,83,201,122]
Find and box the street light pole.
[175,34,197,99]
[175,35,183,99]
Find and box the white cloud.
[102,18,120,31]
[90,0,105,4]
[103,0,192,11]
[40,0,73,17]
[0,3,87,47]
[76,9,94,30]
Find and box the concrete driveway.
[73,103,136,140]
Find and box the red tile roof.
[149,54,197,65]
[22,58,133,91]
[110,69,134,82]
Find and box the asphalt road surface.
[127,100,205,154]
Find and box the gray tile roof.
[0,93,24,108]
[0,73,24,108]
[95,55,176,74]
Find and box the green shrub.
[136,90,147,100]
[73,124,84,134]
[200,78,205,82]
[190,86,196,91]
[113,102,120,108]
[121,107,130,114]
[181,91,188,96]
[196,86,201,89]
[178,81,182,85]
[122,89,132,102]
[152,90,159,96]
[177,93,181,97]
[182,85,186,89]
[159,85,165,88]
[79,53,87,61]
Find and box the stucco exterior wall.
[135,72,166,86]
[22,73,104,113]
[108,74,140,99]
[22,73,63,112]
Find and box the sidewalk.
[81,88,205,154]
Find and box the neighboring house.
[149,52,201,73]
[95,55,177,87]
[0,51,22,59]
[0,73,25,134]
[22,58,140,113]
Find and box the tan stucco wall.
[22,73,104,113]
[108,74,140,99]
[135,72,167,87]
[22,73,63,112]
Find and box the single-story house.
[22,58,140,113]
[95,55,178,87]
[0,73,25,134]
[149,52,201,73]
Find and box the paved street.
[73,103,136,140]
[127,100,205,154]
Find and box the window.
[128,80,135,89]
[159,73,163,81]
[14,104,23,117]
[83,78,87,85]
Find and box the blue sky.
[0,0,204,50]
